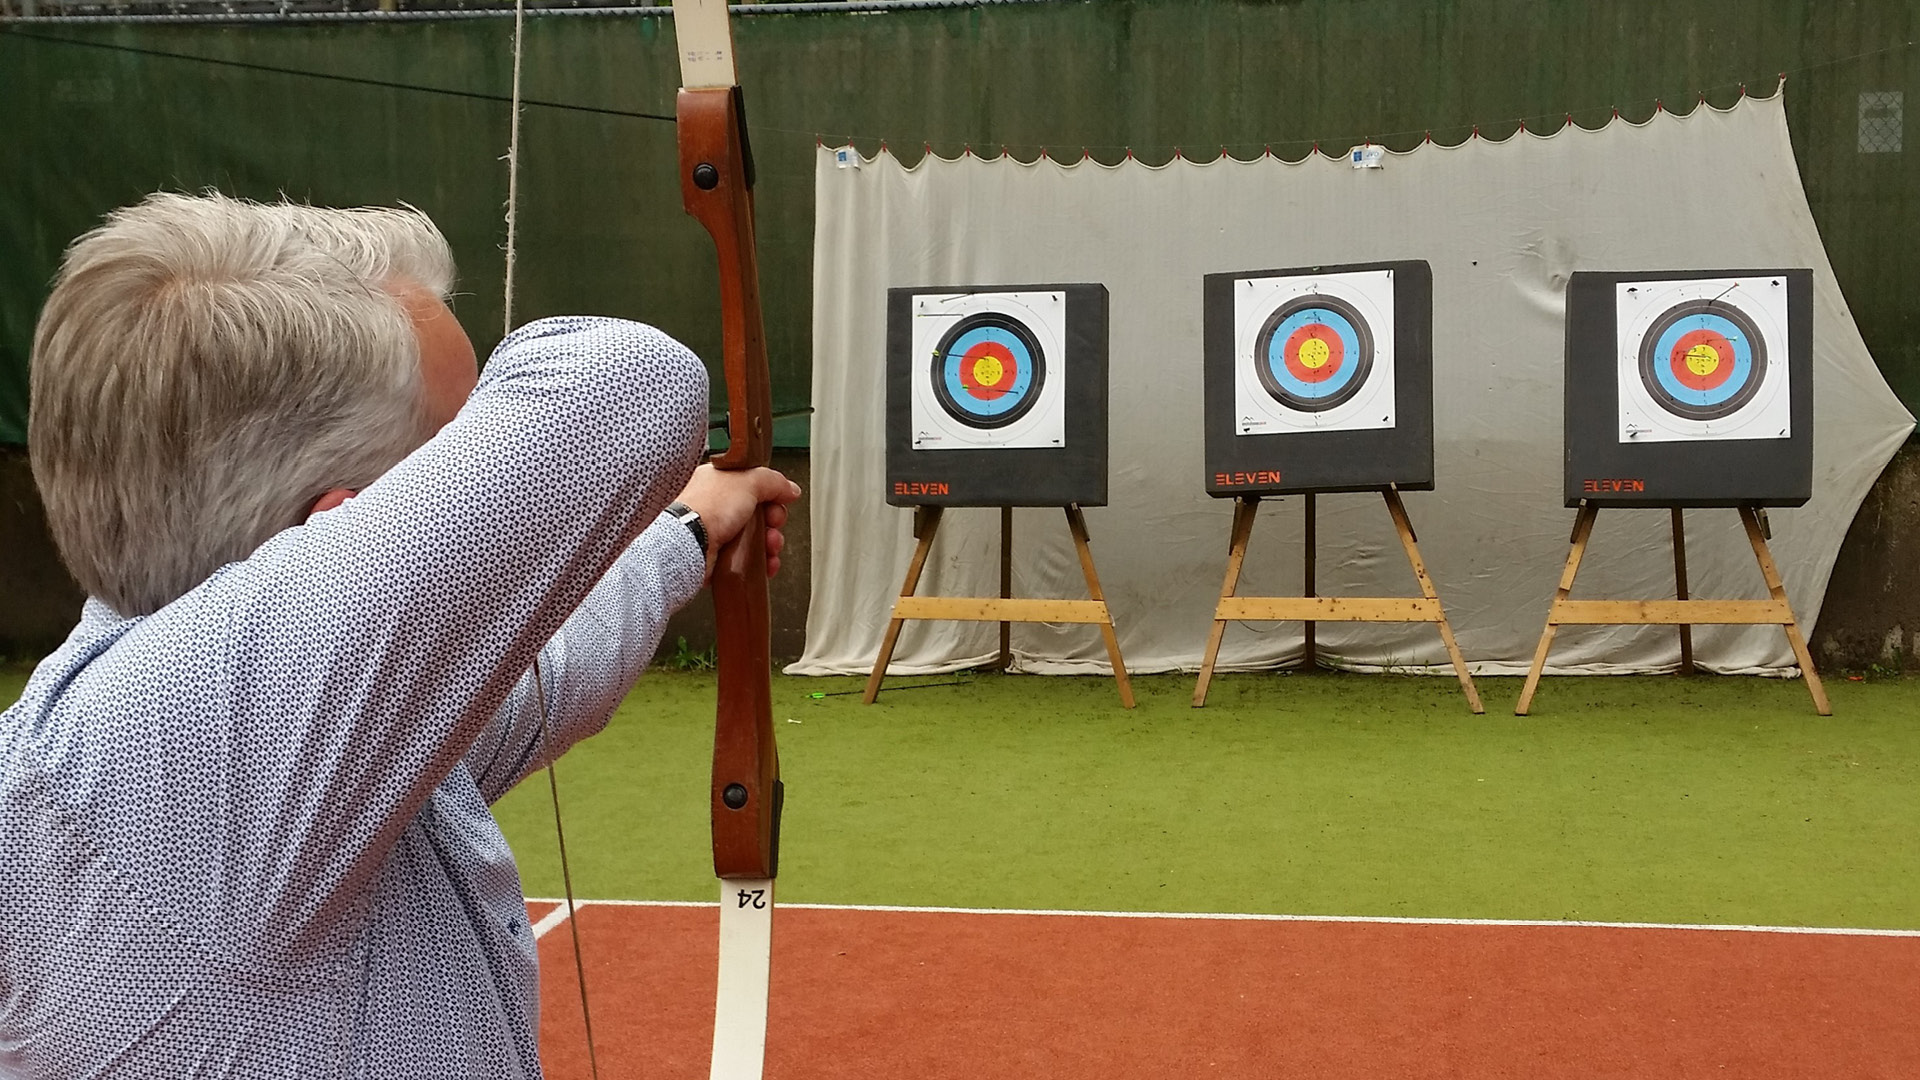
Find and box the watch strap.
[667,500,709,560]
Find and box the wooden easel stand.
[1514,502,1830,716]
[865,504,1135,708]
[1192,486,1483,713]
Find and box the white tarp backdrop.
[793,91,1914,678]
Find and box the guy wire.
[502,0,603,1074]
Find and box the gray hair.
[29,191,458,616]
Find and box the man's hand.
[674,464,802,581]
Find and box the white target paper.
[910,290,1068,451]
[1616,275,1791,443]
[1234,268,1397,435]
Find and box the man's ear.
[308,488,357,519]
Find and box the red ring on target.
[1282,324,1345,384]
[958,341,1021,400]
[1668,329,1736,392]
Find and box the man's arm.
[174,316,707,955]
[464,511,705,802]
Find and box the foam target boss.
[885,284,1109,507]
[1203,260,1433,496]
[1562,269,1813,507]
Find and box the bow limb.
[671,3,781,1077]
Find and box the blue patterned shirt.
[0,318,709,1077]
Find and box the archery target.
[1234,269,1396,434]
[1615,276,1791,443]
[910,291,1066,450]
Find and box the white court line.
[530,899,588,940]
[523,898,1920,939]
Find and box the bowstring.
[531,662,601,1080]
[502,2,603,1076]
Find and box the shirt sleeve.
[464,510,706,804]
[175,316,709,952]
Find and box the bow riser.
[677,84,781,882]
[677,87,774,473]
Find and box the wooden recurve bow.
[670,2,782,1077]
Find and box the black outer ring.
[1252,294,1375,413]
[930,312,1047,430]
[1636,300,1768,421]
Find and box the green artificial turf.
[6,662,1915,928]
[489,670,1920,930]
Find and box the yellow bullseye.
[1684,343,1721,377]
[1297,337,1332,370]
[971,355,1004,387]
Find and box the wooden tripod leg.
[1066,505,1135,709]
[998,506,1014,671]
[1303,492,1317,670]
[1517,502,1599,716]
[863,505,944,704]
[1194,497,1261,708]
[1383,487,1483,715]
[1739,506,1832,716]
[1672,507,1695,675]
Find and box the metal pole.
[1302,492,1317,669]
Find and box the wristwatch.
[666,500,709,560]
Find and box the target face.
[1235,269,1396,434]
[1616,277,1790,443]
[932,313,1046,428]
[1254,295,1375,412]
[910,291,1067,450]
[1638,302,1765,419]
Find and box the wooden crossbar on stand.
[1192,486,1483,713]
[1515,502,1831,716]
[864,504,1135,708]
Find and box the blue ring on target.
[931,312,1047,429]
[1253,294,1375,412]
[1636,301,1767,421]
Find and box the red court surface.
[528,901,1919,1079]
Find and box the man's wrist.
[666,500,709,563]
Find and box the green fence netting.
[2,0,1916,447]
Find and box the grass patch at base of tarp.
[493,670,1920,930]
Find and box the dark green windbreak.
[2,0,1916,447]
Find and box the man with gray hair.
[0,192,801,1076]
